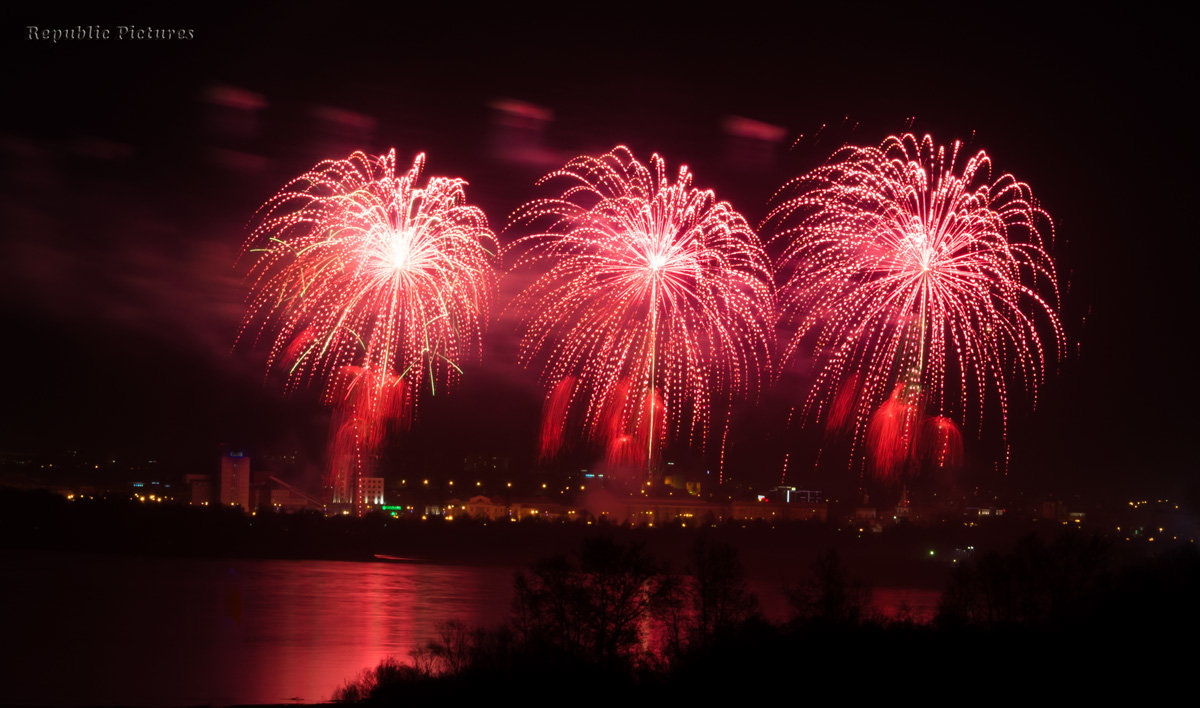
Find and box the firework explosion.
[768,134,1063,480]
[240,150,497,509]
[509,146,774,476]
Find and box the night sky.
[1,3,1195,504]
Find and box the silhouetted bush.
[333,657,428,702]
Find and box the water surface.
[0,550,939,706]
[2,552,511,706]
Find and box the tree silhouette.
[512,537,667,665]
[689,533,759,646]
[788,548,870,625]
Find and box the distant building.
[894,486,911,520]
[770,486,822,504]
[511,499,576,521]
[269,487,312,511]
[464,495,508,520]
[265,475,325,513]
[731,500,826,523]
[184,474,213,506]
[363,477,384,507]
[220,452,251,509]
[462,490,826,525]
[793,489,821,503]
[854,506,878,522]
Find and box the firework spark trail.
[718,416,730,486]
[539,376,576,462]
[866,384,920,479]
[768,133,1063,480]
[826,373,860,434]
[239,149,497,508]
[509,146,775,475]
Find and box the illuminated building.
[363,477,384,507]
[464,495,508,520]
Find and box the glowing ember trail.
[510,146,775,478]
[538,376,576,462]
[921,415,963,470]
[768,134,1063,480]
[240,150,497,511]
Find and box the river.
[0,550,939,706]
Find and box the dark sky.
[1,3,1195,503]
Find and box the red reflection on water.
[1,553,513,706]
[3,553,942,705]
[229,560,512,704]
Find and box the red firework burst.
[509,146,775,473]
[240,149,497,507]
[769,134,1063,480]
